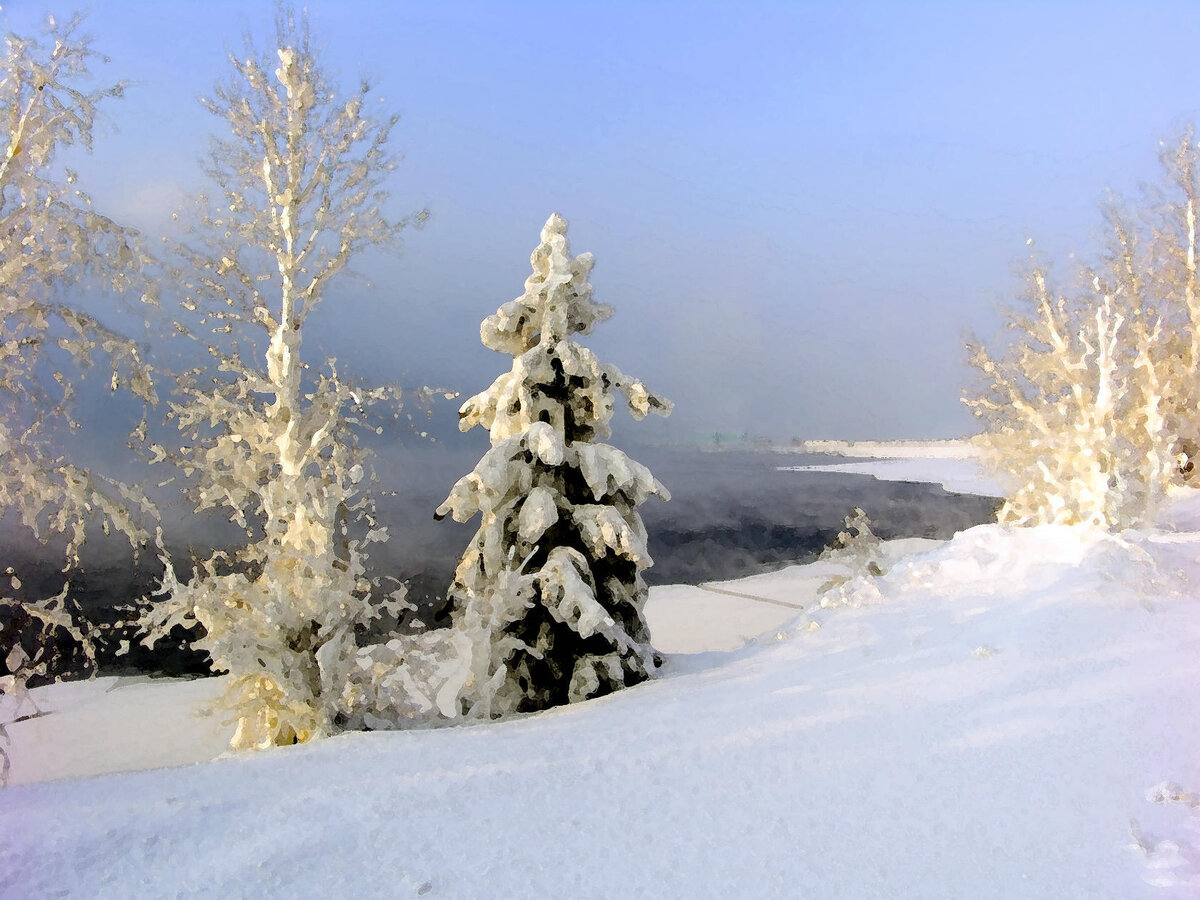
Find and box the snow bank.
[3,516,1198,899]
[2,675,233,786]
[645,537,939,653]
[782,455,1008,497]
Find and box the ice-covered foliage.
[965,134,1200,528]
[437,214,671,718]
[1139,131,1200,473]
[965,263,1170,528]
[817,507,885,596]
[0,13,157,726]
[139,8,431,750]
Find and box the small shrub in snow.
[820,508,884,574]
[437,213,671,718]
[139,8,433,749]
[0,13,157,714]
[328,629,472,730]
[816,507,887,600]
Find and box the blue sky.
[9,0,1200,443]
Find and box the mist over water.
[1,446,999,679]
[364,445,999,608]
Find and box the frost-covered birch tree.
[0,14,156,703]
[965,257,1169,528]
[436,213,671,718]
[1139,130,1200,474]
[139,9,444,750]
[967,132,1200,528]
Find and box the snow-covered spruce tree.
[139,10,460,750]
[436,213,671,718]
[0,14,157,705]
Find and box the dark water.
[1,446,999,680]
[353,445,1000,609]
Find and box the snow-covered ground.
[783,456,1008,498]
[2,458,1198,899]
[781,438,1008,497]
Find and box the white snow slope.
[2,485,1199,898]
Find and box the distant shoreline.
[791,438,982,460]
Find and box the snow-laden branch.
[1,12,161,713]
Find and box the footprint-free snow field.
[4,486,1199,899]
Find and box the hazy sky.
[9,0,1200,443]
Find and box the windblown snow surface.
[2,458,1199,899]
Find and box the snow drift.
[3,490,1198,898]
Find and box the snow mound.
[2,522,1198,899]
[2,676,232,786]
